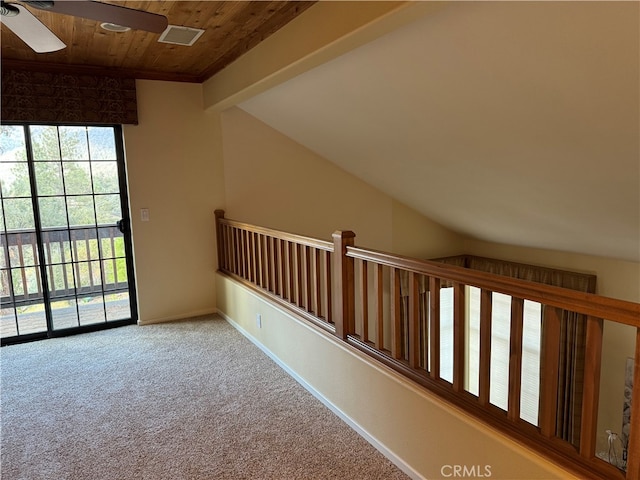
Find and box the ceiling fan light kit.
[100,22,130,33]
[1,0,169,53]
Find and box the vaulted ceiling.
[239,1,640,262]
[1,1,315,82]
[2,1,638,262]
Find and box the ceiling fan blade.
[27,0,168,33]
[1,4,65,53]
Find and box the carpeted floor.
[1,315,410,480]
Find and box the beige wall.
[217,274,578,480]
[221,106,463,258]
[123,80,224,324]
[121,79,637,460]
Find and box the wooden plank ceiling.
[1,1,316,83]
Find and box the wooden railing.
[1,225,128,306]
[214,211,640,480]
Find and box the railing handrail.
[347,245,640,328]
[218,217,334,252]
[214,211,640,480]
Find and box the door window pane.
[60,127,89,160]
[0,125,27,162]
[63,162,93,195]
[42,230,72,264]
[67,196,95,226]
[51,299,79,330]
[95,194,121,225]
[30,126,61,161]
[35,162,64,196]
[88,127,117,160]
[1,162,30,197]
[4,198,35,230]
[92,162,119,193]
[38,197,68,228]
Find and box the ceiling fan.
[0,0,168,53]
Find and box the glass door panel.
[1,125,48,338]
[0,124,136,343]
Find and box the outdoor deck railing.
[1,225,128,306]
[214,210,640,480]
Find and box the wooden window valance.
[430,254,596,293]
[1,68,138,125]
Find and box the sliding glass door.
[1,124,137,344]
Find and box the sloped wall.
[221,106,462,258]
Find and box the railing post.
[332,230,355,340]
[214,209,225,272]
[626,327,640,478]
[579,315,603,458]
[540,306,562,438]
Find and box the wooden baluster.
[478,289,492,406]
[540,306,562,438]
[408,271,420,369]
[254,233,261,286]
[390,268,402,359]
[579,315,603,458]
[267,236,278,295]
[305,245,312,312]
[332,231,355,340]
[260,234,266,288]
[247,231,253,281]
[360,260,369,342]
[298,244,304,307]
[295,244,303,307]
[218,223,225,271]
[285,241,293,302]
[314,248,322,318]
[429,277,441,380]
[239,229,245,277]
[238,229,245,278]
[284,240,290,300]
[453,282,466,392]
[278,239,286,299]
[249,232,257,283]
[263,235,269,289]
[262,235,268,289]
[508,297,524,421]
[373,263,384,350]
[229,226,234,273]
[228,226,235,274]
[626,327,640,479]
[290,242,298,303]
[324,250,332,323]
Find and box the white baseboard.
[137,309,217,326]
[217,308,426,480]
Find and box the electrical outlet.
[256,314,262,328]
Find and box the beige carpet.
[1,315,410,480]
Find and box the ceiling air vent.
[158,25,205,46]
